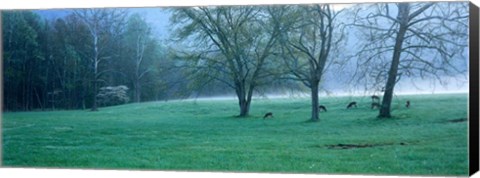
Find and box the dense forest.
[2,10,191,111]
[2,2,468,120]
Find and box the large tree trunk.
[310,78,320,121]
[379,4,409,118]
[236,82,254,117]
[239,98,250,117]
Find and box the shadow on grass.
[304,119,320,123]
[322,142,412,149]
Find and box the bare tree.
[73,9,128,111]
[277,4,345,121]
[123,14,155,103]
[170,6,282,117]
[351,2,468,118]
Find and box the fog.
[186,76,468,101]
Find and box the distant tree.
[170,6,282,117]
[351,2,468,118]
[277,5,345,121]
[49,15,93,110]
[142,44,179,101]
[73,9,128,111]
[122,14,156,103]
[36,18,54,111]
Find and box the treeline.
[169,3,468,120]
[2,3,468,120]
[2,10,192,111]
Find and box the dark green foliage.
[3,11,44,111]
[2,10,181,111]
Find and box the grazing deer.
[371,102,381,109]
[371,95,380,102]
[346,102,357,109]
[319,105,327,112]
[406,100,410,108]
[263,112,273,119]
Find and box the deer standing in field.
[371,102,381,109]
[263,112,273,119]
[319,105,327,112]
[406,100,410,108]
[371,95,380,102]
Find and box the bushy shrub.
[97,85,130,106]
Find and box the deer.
[406,100,410,108]
[371,95,380,102]
[346,102,357,109]
[319,105,327,112]
[263,112,273,119]
[371,102,381,109]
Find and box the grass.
[1,93,469,176]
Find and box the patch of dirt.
[325,142,410,149]
[446,118,467,123]
[53,126,74,132]
[45,145,77,149]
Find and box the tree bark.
[236,81,254,117]
[239,98,250,117]
[310,78,320,121]
[91,33,99,111]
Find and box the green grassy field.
[1,93,469,176]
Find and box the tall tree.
[73,9,128,111]
[171,6,282,117]
[277,5,345,121]
[351,2,468,118]
[50,15,92,110]
[36,18,54,110]
[122,14,155,103]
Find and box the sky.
[34,7,172,39]
[4,0,465,9]
[35,4,352,41]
